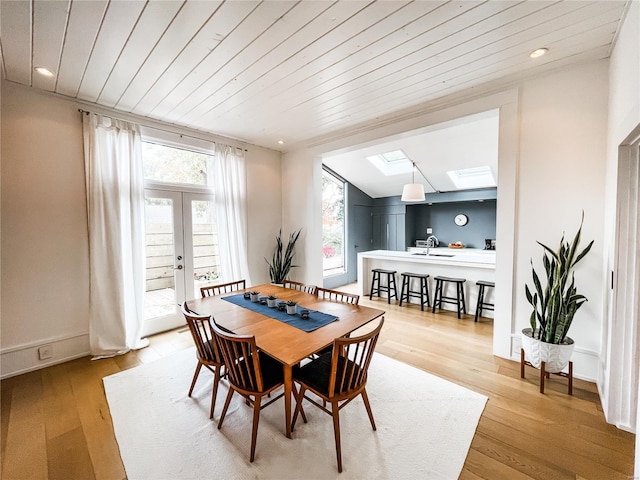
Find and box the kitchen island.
[357,249,496,318]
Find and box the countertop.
[358,248,496,269]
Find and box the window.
[447,166,496,189]
[322,168,346,276]
[366,149,413,176]
[142,141,212,185]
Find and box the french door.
[143,188,216,336]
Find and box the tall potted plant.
[266,229,301,285]
[522,214,593,373]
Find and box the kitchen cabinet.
[373,213,405,251]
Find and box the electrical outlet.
[427,227,433,234]
[38,344,53,360]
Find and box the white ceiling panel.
[1,0,32,85]
[32,0,68,92]
[55,0,108,97]
[132,0,259,117]
[76,0,146,102]
[96,0,184,107]
[1,0,630,196]
[114,0,224,111]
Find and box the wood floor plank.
[0,377,15,470]
[66,357,126,480]
[2,372,48,480]
[46,427,96,480]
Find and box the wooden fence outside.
[145,223,219,291]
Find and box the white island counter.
[357,248,496,317]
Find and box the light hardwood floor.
[1,286,635,479]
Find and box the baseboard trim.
[1,333,90,379]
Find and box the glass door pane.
[143,189,185,335]
[183,194,217,299]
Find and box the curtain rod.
[77,108,248,152]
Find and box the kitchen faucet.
[426,235,439,254]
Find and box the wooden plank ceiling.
[0,0,629,152]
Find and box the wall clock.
[454,214,468,226]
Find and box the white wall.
[512,59,609,378]
[1,81,90,376]
[0,81,282,378]
[283,59,610,382]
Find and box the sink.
[428,253,455,257]
[411,252,427,256]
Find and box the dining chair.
[291,317,384,473]
[283,279,317,294]
[181,304,226,419]
[200,279,246,297]
[316,287,360,305]
[212,323,295,462]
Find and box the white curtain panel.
[213,144,252,285]
[82,113,148,358]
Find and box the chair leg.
[399,275,407,306]
[249,395,262,462]
[460,283,467,314]
[210,367,221,419]
[369,272,378,300]
[291,384,307,431]
[188,362,203,397]
[217,388,235,429]
[475,285,484,322]
[361,389,376,431]
[331,402,343,473]
[432,280,441,313]
[390,274,398,302]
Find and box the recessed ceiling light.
[529,48,548,59]
[34,67,54,77]
[277,140,284,145]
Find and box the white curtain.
[213,144,252,284]
[82,113,148,358]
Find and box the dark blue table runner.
[221,293,338,332]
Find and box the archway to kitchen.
[317,89,519,359]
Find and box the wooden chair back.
[200,279,246,297]
[181,304,223,365]
[283,279,317,294]
[212,323,265,393]
[327,317,383,399]
[316,287,360,305]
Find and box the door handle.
[174,265,183,270]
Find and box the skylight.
[447,166,496,189]
[366,149,413,176]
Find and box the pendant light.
[401,162,425,202]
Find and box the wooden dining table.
[186,283,385,438]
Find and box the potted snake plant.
[266,229,302,284]
[522,214,594,373]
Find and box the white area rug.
[104,348,487,480]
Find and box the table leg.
[284,364,292,438]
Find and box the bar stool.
[432,276,467,319]
[474,280,495,322]
[399,272,430,311]
[369,268,398,304]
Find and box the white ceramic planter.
[286,304,297,315]
[521,328,575,373]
